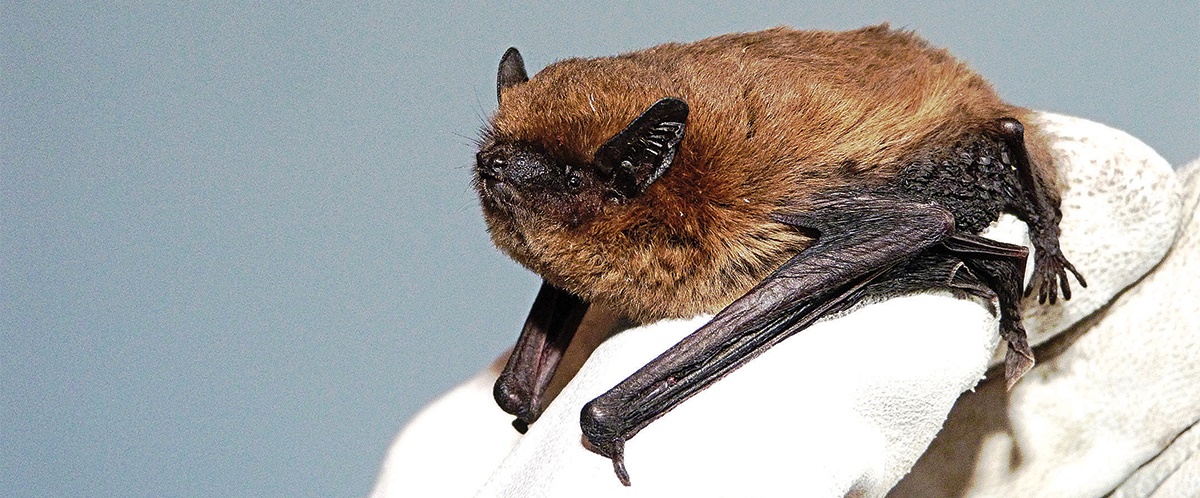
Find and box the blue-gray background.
[3,2,1197,496]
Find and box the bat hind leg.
[942,232,1036,386]
[850,245,1035,386]
[995,117,1087,305]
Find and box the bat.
[472,25,1085,485]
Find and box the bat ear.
[497,47,529,103]
[594,97,688,199]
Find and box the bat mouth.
[477,176,525,216]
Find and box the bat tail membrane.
[942,232,1036,387]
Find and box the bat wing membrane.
[580,192,960,485]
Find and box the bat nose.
[478,149,549,185]
[476,151,507,180]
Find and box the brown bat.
[473,25,1084,485]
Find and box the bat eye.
[566,174,582,191]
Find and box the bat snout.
[475,150,508,180]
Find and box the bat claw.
[1059,271,1073,301]
[584,435,631,486]
[581,401,634,485]
[1063,258,1087,288]
[610,439,631,486]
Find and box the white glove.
[372,113,1182,498]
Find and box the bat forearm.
[494,280,589,431]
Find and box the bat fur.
[479,25,1062,322]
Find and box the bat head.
[472,47,804,320]
[477,48,688,224]
[474,48,693,289]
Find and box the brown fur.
[479,25,1060,323]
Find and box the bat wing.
[494,280,589,431]
[579,191,962,485]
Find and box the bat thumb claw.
[608,438,631,486]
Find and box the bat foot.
[1026,247,1086,305]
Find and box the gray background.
[3,2,1196,496]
